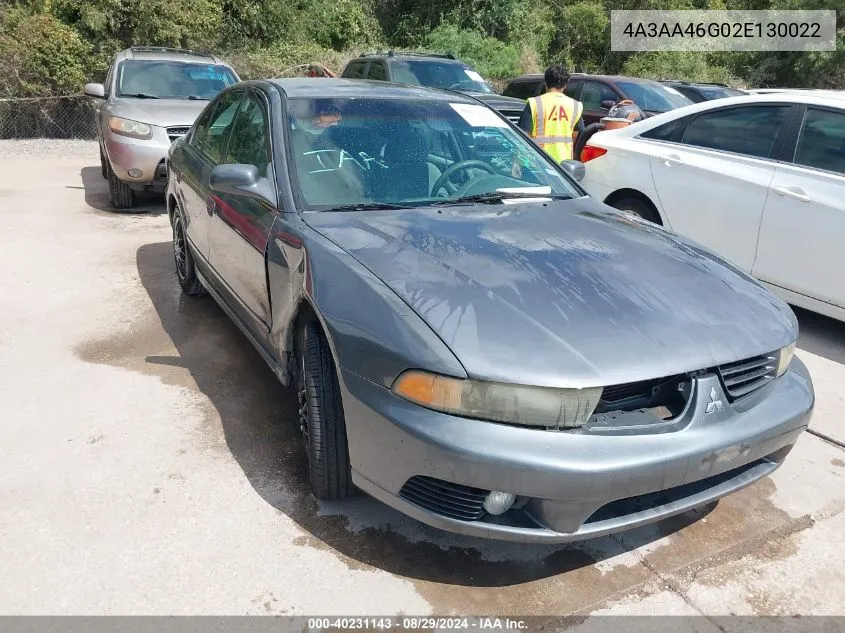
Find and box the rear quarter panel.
[581,129,668,225]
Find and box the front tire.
[107,162,135,209]
[172,207,206,296]
[297,322,355,500]
[99,147,108,179]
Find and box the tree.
[0,9,91,96]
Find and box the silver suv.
[85,46,239,209]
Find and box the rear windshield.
[116,60,238,100]
[389,60,493,94]
[616,81,693,113]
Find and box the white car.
[580,92,845,323]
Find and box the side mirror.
[84,83,105,98]
[600,99,616,110]
[560,159,586,182]
[210,164,277,207]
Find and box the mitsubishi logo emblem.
[705,386,724,414]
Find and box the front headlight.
[108,116,152,139]
[391,370,603,429]
[776,342,796,377]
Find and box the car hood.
[108,98,208,127]
[304,200,797,388]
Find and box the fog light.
[483,491,516,515]
[127,168,143,178]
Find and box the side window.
[674,86,705,103]
[564,79,582,100]
[794,108,845,175]
[680,106,791,159]
[344,61,368,79]
[641,117,689,142]
[367,61,387,81]
[193,91,242,164]
[580,81,618,111]
[503,81,536,100]
[225,93,270,175]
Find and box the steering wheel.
[430,160,495,198]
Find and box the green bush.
[226,43,346,79]
[621,51,736,85]
[425,24,521,80]
[0,10,91,97]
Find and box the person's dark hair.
[544,65,570,90]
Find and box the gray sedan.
[165,79,813,542]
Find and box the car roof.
[506,73,664,85]
[270,78,479,102]
[352,51,462,63]
[116,46,224,65]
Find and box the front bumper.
[103,125,177,189]
[341,358,814,542]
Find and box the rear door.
[180,89,243,260]
[579,80,621,125]
[207,89,277,335]
[754,105,845,308]
[647,104,796,272]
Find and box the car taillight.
[580,145,608,162]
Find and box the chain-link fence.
[0,95,97,140]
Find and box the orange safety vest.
[528,92,583,162]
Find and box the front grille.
[399,476,488,521]
[596,374,691,416]
[167,126,190,143]
[718,353,777,400]
[499,110,522,125]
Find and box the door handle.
[660,154,683,166]
[206,197,216,215]
[773,186,811,203]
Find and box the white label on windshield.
[450,103,508,128]
[497,186,552,194]
[464,69,485,82]
[663,86,683,96]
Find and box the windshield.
[389,60,493,94]
[286,97,582,211]
[116,61,238,99]
[616,81,693,113]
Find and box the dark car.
[660,81,748,103]
[341,51,526,124]
[166,78,812,543]
[503,73,694,125]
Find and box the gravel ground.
[0,138,98,157]
[0,140,843,620]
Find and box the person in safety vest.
[517,65,584,162]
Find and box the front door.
[207,89,277,336]
[181,90,243,260]
[754,106,845,308]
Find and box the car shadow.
[136,240,714,587]
[795,307,845,365]
[79,166,166,215]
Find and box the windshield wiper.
[187,95,209,100]
[323,202,406,212]
[430,192,574,206]
[121,93,159,99]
